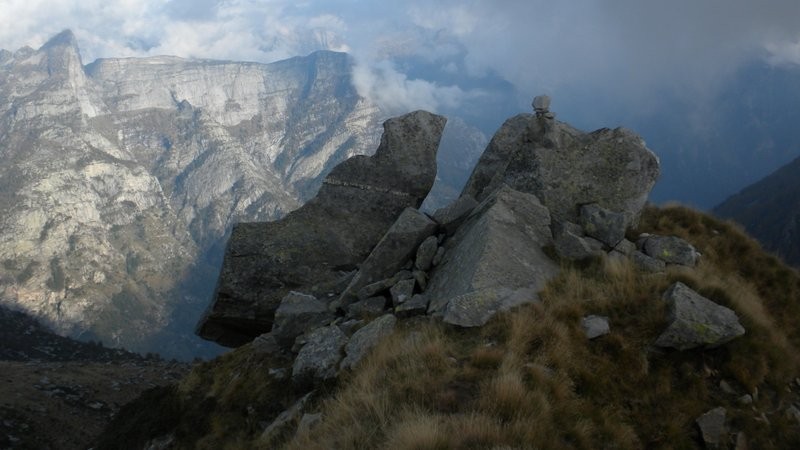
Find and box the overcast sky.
[2,0,800,116]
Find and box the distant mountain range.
[714,155,800,266]
[0,30,385,358]
[0,30,486,359]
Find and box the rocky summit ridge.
[0,30,383,357]
[200,102,665,348]
[93,99,800,449]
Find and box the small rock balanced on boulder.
[532,95,555,119]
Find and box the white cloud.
[352,60,476,114]
[2,0,800,113]
[766,40,800,66]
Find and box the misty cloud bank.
[2,0,800,115]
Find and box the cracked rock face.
[461,114,660,229]
[197,111,446,347]
[0,31,382,357]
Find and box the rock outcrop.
[198,104,663,347]
[461,114,659,228]
[187,104,665,415]
[198,111,446,346]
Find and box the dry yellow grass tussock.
[99,205,799,449]
[281,206,800,449]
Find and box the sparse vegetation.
[96,205,800,449]
[285,205,800,449]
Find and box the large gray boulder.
[655,282,745,350]
[271,292,334,347]
[338,208,437,307]
[426,185,560,326]
[340,314,397,370]
[197,111,446,346]
[292,325,348,382]
[461,114,659,229]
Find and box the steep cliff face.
[0,30,382,357]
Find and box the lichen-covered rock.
[427,186,559,326]
[461,114,659,229]
[580,203,626,248]
[642,235,699,267]
[655,282,745,350]
[271,292,334,347]
[339,208,437,306]
[292,326,348,381]
[198,111,446,346]
[340,314,397,370]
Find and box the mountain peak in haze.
[714,155,800,266]
[0,30,383,359]
[41,29,79,51]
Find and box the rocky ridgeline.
[198,100,749,442]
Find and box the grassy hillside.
[714,154,800,267]
[95,205,800,449]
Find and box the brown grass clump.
[282,205,800,449]
[102,205,800,449]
